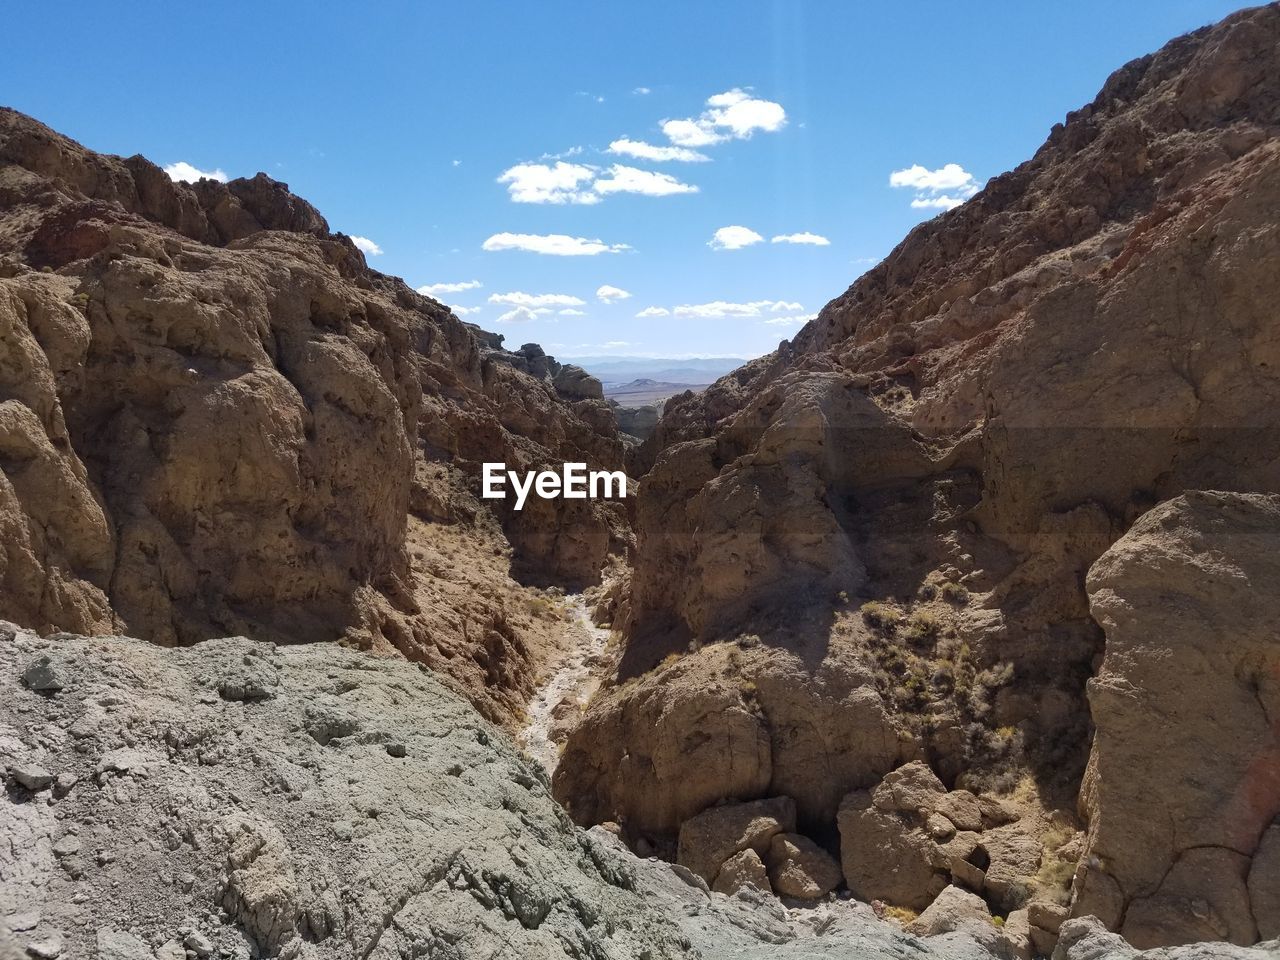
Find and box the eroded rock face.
[558,10,1280,951]
[0,107,627,723]
[1079,491,1280,947]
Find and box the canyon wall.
[558,4,1280,950]
[0,108,626,723]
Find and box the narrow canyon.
[3,6,1280,959]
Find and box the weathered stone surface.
[905,885,992,938]
[0,106,629,726]
[765,833,842,900]
[1250,824,1280,941]
[563,12,1280,944]
[711,849,771,896]
[677,796,796,884]
[838,789,946,911]
[1082,492,1280,945]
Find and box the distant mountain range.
[561,355,745,386]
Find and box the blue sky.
[2,0,1247,360]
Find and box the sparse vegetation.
[861,601,901,631]
[940,581,970,605]
[882,905,919,925]
[904,608,942,644]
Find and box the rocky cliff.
[0,107,626,724]
[557,4,1280,952]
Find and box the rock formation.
[556,4,1280,952]
[0,107,624,724]
[5,623,1277,960]
[1079,491,1280,947]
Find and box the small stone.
[178,873,196,892]
[926,812,956,841]
[10,764,54,791]
[21,656,66,693]
[385,742,406,758]
[97,748,146,777]
[52,835,82,857]
[183,932,214,957]
[25,935,63,959]
[155,940,186,960]
[9,911,40,932]
[96,928,153,960]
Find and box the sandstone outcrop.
[1078,491,1280,946]
[558,6,1280,950]
[0,107,626,724]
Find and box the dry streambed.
[519,596,612,774]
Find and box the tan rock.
[676,796,795,884]
[935,790,983,832]
[1249,823,1280,940]
[1082,492,1280,946]
[765,833,842,900]
[711,849,771,896]
[999,908,1034,960]
[838,790,946,911]
[872,761,946,815]
[904,884,992,937]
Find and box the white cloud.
[607,138,710,163]
[163,161,228,183]
[350,236,383,256]
[673,299,804,319]
[636,306,670,318]
[764,313,816,327]
[596,285,632,303]
[662,88,787,147]
[489,292,586,308]
[633,87,651,95]
[451,305,481,316]
[559,308,586,316]
[452,159,462,167]
[772,232,830,246]
[417,280,483,297]
[911,195,967,211]
[708,225,763,251]
[496,306,553,323]
[593,164,698,197]
[498,161,599,204]
[890,163,979,211]
[889,163,975,192]
[482,233,631,256]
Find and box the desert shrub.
[940,581,970,604]
[861,601,900,631]
[904,609,942,643]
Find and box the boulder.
[765,833,842,900]
[1249,823,1280,940]
[837,790,946,911]
[677,796,796,884]
[872,761,946,815]
[904,884,992,937]
[1081,492,1280,945]
[552,364,604,401]
[711,849,771,896]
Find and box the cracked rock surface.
[4,625,1279,959]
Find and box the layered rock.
[1078,491,1280,946]
[0,107,626,724]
